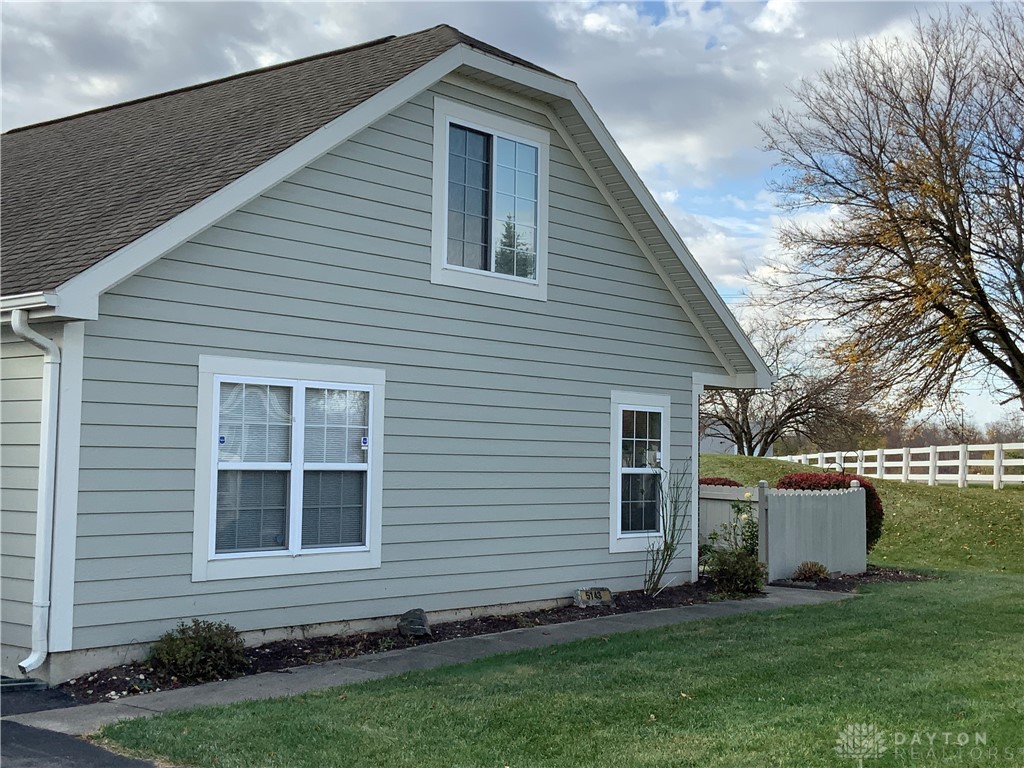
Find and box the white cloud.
[749,0,803,36]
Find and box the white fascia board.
[458,49,772,384]
[51,47,466,316]
[693,370,774,390]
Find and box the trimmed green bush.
[148,619,246,684]
[776,472,884,553]
[707,550,766,595]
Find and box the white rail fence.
[775,442,1024,489]
[698,482,867,582]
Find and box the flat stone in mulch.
[60,580,717,705]
[773,565,933,593]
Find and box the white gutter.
[10,309,61,674]
[0,292,59,314]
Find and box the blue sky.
[1,1,1011,423]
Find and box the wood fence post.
[993,443,1004,490]
[818,451,825,470]
[902,447,911,483]
[958,444,968,488]
[876,448,885,479]
[928,446,938,486]
[856,450,865,475]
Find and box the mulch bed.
[775,565,934,593]
[60,580,716,705]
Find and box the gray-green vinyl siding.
[1,329,41,655]
[72,79,725,650]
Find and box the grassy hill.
[700,453,1024,574]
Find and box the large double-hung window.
[193,357,384,581]
[431,96,550,301]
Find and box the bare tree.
[985,411,1024,444]
[700,313,875,456]
[758,6,1024,413]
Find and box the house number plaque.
[573,586,614,607]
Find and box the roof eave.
[0,291,59,319]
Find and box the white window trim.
[192,356,385,581]
[430,95,550,302]
[609,390,671,554]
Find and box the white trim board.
[49,322,84,652]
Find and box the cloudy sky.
[2,0,1007,422]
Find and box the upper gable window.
[431,96,550,301]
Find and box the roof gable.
[0,25,769,386]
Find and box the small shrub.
[699,476,743,487]
[148,619,246,684]
[707,550,766,595]
[775,472,884,553]
[792,560,831,582]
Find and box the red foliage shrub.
[699,477,743,487]
[775,472,884,553]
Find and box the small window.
[609,391,671,553]
[431,96,549,301]
[193,357,385,581]
[620,407,662,534]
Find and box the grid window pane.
[447,125,491,271]
[496,137,516,166]
[215,470,289,552]
[495,166,515,195]
[516,171,537,200]
[621,473,660,533]
[621,408,662,468]
[304,389,369,464]
[219,383,291,462]
[302,471,366,548]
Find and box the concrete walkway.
[3,586,853,738]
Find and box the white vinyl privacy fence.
[699,482,867,583]
[775,443,1024,488]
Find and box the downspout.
[10,309,61,674]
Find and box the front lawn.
[103,572,1024,767]
[101,455,1024,767]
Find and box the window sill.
[609,532,663,554]
[194,547,380,581]
[430,262,548,301]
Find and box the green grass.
[100,455,1024,767]
[701,454,1024,574]
[103,574,1024,767]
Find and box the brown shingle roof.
[0,25,556,297]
